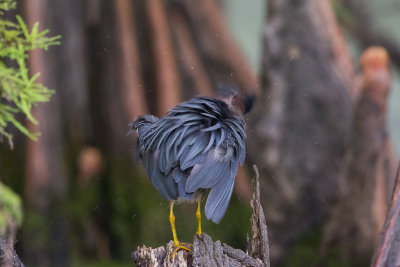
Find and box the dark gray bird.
[128,88,254,252]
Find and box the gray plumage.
[129,96,247,224]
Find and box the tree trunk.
[248,0,354,262]
[175,0,259,93]
[0,237,25,267]
[371,164,400,267]
[24,1,69,266]
[322,47,397,265]
[114,0,148,118]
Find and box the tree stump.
[132,165,270,267]
[0,238,25,267]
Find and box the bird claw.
[171,242,192,258]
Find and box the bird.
[128,87,254,254]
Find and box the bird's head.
[217,84,256,116]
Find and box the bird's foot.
[171,242,192,258]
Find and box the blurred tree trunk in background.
[248,0,354,262]
[114,0,148,118]
[24,1,69,266]
[322,47,397,265]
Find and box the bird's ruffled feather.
[130,96,246,223]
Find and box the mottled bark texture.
[249,166,270,265]
[0,238,25,267]
[247,0,354,262]
[133,166,270,267]
[133,235,264,267]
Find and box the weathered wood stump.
[0,238,25,267]
[133,165,270,267]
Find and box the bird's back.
[130,96,246,223]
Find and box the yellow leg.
[169,201,192,257]
[196,200,202,236]
[169,201,179,247]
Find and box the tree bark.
[0,237,25,267]
[371,164,400,267]
[248,166,270,266]
[133,234,266,267]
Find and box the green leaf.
[16,15,29,39]
[0,0,60,146]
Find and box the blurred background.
[1,0,400,266]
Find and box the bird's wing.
[131,115,179,200]
[132,112,210,200]
[183,118,245,190]
[172,168,194,200]
[184,145,232,192]
[204,161,237,223]
[181,119,245,223]
[142,151,178,200]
